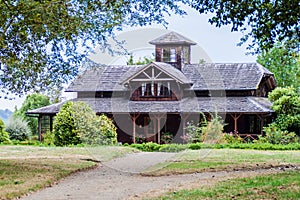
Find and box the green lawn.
[0,145,136,199]
[151,170,300,200]
[143,149,300,175]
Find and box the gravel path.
[21,152,294,200]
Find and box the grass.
[143,149,300,175]
[0,145,137,199]
[150,170,300,200]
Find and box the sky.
[0,4,257,111]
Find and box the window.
[183,46,189,63]
[140,82,171,97]
[170,48,176,62]
[162,48,176,62]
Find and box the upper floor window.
[141,82,171,97]
[183,46,189,64]
[162,48,176,62]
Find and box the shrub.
[5,117,30,141]
[183,113,207,144]
[261,124,299,145]
[222,132,244,144]
[158,144,188,152]
[161,132,173,144]
[84,114,117,145]
[54,101,118,146]
[42,131,55,146]
[201,113,226,144]
[188,143,202,150]
[53,102,81,146]
[0,119,11,144]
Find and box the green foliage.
[81,114,117,146]
[262,124,298,145]
[97,114,117,145]
[161,132,173,144]
[268,87,300,135]
[192,0,299,53]
[42,131,55,146]
[0,0,186,95]
[158,144,188,152]
[126,54,154,65]
[14,93,50,135]
[184,121,205,143]
[53,102,81,146]
[129,141,300,152]
[0,119,10,144]
[5,117,30,141]
[201,113,226,144]
[257,43,300,89]
[130,143,188,152]
[222,133,244,144]
[183,113,207,143]
[54,101,117,146]
[131,142,161,152]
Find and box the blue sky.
[0,5,257,111]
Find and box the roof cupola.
[149,31,196,70]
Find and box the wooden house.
[27,32,276,143]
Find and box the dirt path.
[21,152,296,200]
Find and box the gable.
[121,62,191,85]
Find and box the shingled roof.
[66,62,273,92]
[149,31,197,45]
[182,63,274,90]
[66,65,142,92]
[27,96,273,115]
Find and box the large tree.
[257,43,300,89]
[191,0,300,53]
[1,0,299,96]
[0,0,186,96]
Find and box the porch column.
[181,113,190,143]
[50,115,53,133]
[131,113,140,144]
[256,114,264,135]
[154,114,165,144]
[230,114,241,136]
[38,115,42,141]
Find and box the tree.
[53,102,81,146]
[0,0,186,96]
[126,54,154,65]
[0,118,10,143]
[257,43,300,89]
[14,93,50,135]
[268,87,300,135]
[191,0,300,53]
[5,117,30,141]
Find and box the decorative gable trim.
[120,62,191,85]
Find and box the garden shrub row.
[128,142,300,152]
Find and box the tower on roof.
[149,31,196,70]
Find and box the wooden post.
[256,114,264,135]
[181,113,190,143]
[38,115,42,141]
[157,116,161,144]
[50,115,53,133]
[230,114,241,136]
[131,113,140,144]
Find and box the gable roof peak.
[149,31,197,45]
[121,61,191,85]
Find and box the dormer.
[149,31,196,70]
[121,62,192,101]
